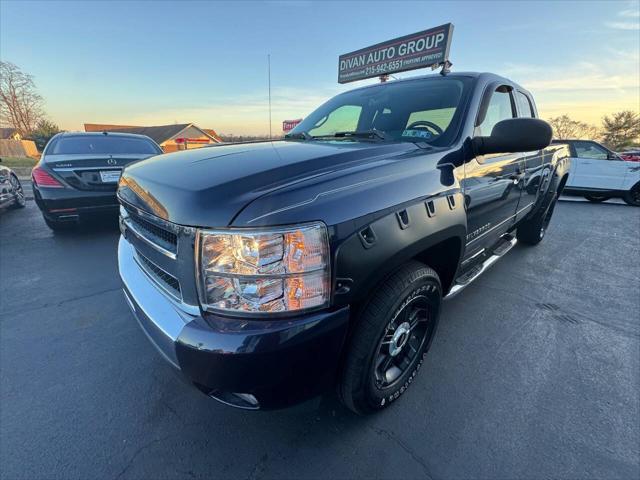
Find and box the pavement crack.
[1,286,122,317]
[369,426,435,479]
[115,436,170,479]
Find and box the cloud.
[606,21,640,30]
[619,7,640,18]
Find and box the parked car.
[117,72,569,413]
[32,132,162,231]
[0,158,26,210]
[619,149,640,162]
[555,139,640,206]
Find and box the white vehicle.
[557,139,640,206]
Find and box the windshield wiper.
[284,131,313,140]
[332,129,387,141]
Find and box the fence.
[0,139,39,158]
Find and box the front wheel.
[338,261,441,414]
[623,184,640,207]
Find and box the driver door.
[463,85,523,259]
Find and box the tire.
[623,184,640,207]
[584,194,609,203]
[9,174,26,209]
[338,261,442,414]
[517,192,558,245]
[44,217,75,232]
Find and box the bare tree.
[601,111,640,151]
[0,61,44,135]
[547,115,600,141]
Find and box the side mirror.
[473,118,552,155]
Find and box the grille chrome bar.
[134,250,182,301]
[125,218,177,260]
[120,202,178,260]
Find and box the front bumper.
[33,185,119,221]
[118,236,350,409]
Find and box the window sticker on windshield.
[402,129,433,139]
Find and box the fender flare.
[332,191,467,308]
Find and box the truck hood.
[118,140,418,226]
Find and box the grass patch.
[0,156,38,168]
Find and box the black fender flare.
[332,190,467,309]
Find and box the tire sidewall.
[361,272,441,411]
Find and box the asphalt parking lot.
[1,195,639,480]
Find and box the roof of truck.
[341,71,529,94]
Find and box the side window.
[516,91,535,118]
[574,141,609,160]
[307,105,362,136]
[476,87,515,137]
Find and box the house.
[83,123,220,152]
[0,128,22,141]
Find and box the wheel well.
[413,236,461,294]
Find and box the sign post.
[338,24,454,84]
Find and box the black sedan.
[0,159,27,211]
[32,132,162,231]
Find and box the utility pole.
[268,54,272,140]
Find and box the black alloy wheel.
[339,261,441,414]
[373,294,433,390]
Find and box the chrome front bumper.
[118,236,196,368]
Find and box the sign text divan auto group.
[338,23,454,83]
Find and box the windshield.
[290,76,472,146]
[49,136,160,155]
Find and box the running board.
[445,236,518,300]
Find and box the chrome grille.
[135,251,181,300]
[123,204,177,255]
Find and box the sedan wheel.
[9,174,26,209]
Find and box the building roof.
[84,123,192,144]
[202,129,222,142]
[0,127,19,139]
[84,123,220,144]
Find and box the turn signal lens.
[198,223,330,315]
[32,166,64,188]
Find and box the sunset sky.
[1,0,639,135]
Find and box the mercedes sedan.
[33,132,162,230]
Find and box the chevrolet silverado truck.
[117,72,570,414]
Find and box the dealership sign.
[338,24,454,83]
[282,119,303,132]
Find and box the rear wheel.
[9,174,26,209]
[517,192,558,245]
[339,261,441,414]
[623,184,640,207]
[584,194,609,203]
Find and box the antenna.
[268,54,272,140]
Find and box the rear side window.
[49,136,160,155]
[516,91,535,118]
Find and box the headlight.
[197,222,330,315]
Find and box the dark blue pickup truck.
[117,72,570,414]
